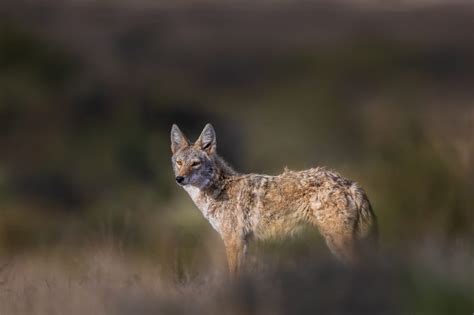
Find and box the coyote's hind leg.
[323,233,359,266]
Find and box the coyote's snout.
[171,123,378,276]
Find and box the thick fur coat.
[171,124,378,275]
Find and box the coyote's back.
[171,123,378,275]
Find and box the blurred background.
[0,1,473,314]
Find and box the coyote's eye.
[191,161,201,167]
[176,160,183,167]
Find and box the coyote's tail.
[350,183,379,248]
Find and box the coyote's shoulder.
[171,123,378,275]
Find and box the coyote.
[170,123,378,276]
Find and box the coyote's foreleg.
[223,235,247,278]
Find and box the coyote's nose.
[175,176,185,184]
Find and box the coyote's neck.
[206,155,238,198]
[183,154,237,203]
[183,155,237,232]
[215,155,238,177]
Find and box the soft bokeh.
[0,1,473,314]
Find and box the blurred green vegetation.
[0,1,473,313]
[1,0,473,254]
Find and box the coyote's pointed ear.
[196,123,216,154]
[171,124,190,154]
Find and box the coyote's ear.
[196,123,216,154]
[171,124,190,154]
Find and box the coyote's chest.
[183,185,222,232]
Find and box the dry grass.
[0,242,471,315]
[0,247,214,315]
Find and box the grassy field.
[0,1,473,314]
[0,239,472,315]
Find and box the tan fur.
[171,124,378,276]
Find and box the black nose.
[175,176,185,184]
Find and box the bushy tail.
[350,183,379,250]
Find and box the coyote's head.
[170,123,218,189]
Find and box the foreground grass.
[0,245,471,315]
